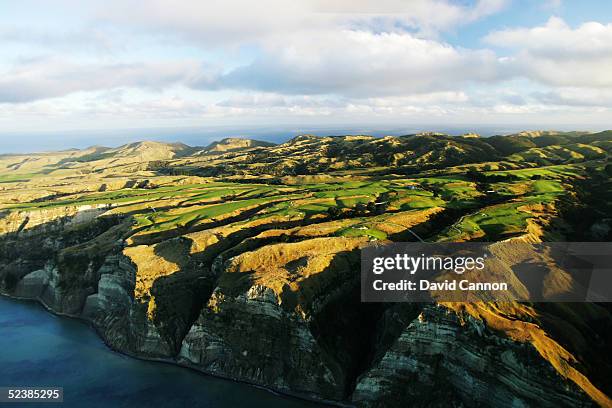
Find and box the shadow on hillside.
[283,247,386,397]
[0,211,130,314]
[535,180,612,396]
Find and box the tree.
[466,168,481,181]
[293,162,309,175]
[327,206,341,219]
[366,201,377,214]
[353,203,367,216]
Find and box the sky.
[1,0,612,151]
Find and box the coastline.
[0,292,350,408]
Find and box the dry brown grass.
[374,207,443,235]
[445,302,612,407]
[223,236,366,312]
[507,182,532,195]
[124,242,186,318]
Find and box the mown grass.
[438,202,533,241]
[0,173,38,183]
[531,180,564,194]
[398,196,445,210]
[310,181,389,199]
[337,226,387,240]
[337,196,372,207]
[9,184,248,210]
[296,200,337,217]
[135,197,273,232]
[487,164,581,180]
[4,163,578,244]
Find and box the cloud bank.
[0,0,611,133]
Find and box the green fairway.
[337,226,387,240]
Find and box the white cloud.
[95,0,319,47]
[206,30,501,97]
[0,26,122,54]
[215,91,468,113]
[0,1,514,104]
[1,1,510,103]
[0,57,204,103]
[311,0,509,36]
[1,1,611,135]
[486,17,612,87]
[96,0,508,46]
[486,17,612,57]
[532,87,612,107]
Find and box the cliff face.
[0,206,606,407]
[0,205,126,313]
[179,285,346,400]
[353,304,593,407]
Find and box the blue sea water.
[0,297,326,407]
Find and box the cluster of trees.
[326,200,389,219]
[465,168,519,182]
[147,160,169,170]
[420,181,444,198]
[149,161,223,177]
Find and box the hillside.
[197,137,276,155]
[0,131,611,407]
